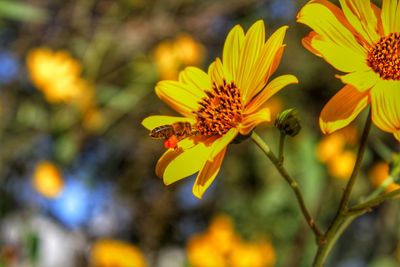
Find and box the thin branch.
[251,131,323,240]
[312,110,372,267]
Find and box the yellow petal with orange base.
[381,0,400,34]
[297,0,364,54]
[245,74,298,115]
[208,58,233,85]
[178,67,211,96]
[239,108,271,135]
[192,147,227,199]
[236,20,265,103]
[320,85,369,134]
[370,81,400,136]
[155,80,202,117]
[339,0,379,44]
[223,24,245,82]
[338,69,379,92]
[243,26,288,104]
[161,140,212,185]
[310,37,368,73]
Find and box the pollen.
[367,32,400,80]
[194,80,242,136]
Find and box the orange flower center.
[194,80,242,136]
[367,32,400,80]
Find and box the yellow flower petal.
[178,67,212,96]
[192,148,226,199]
[236,20,266,103]
[223,25,245,81]
[381,0,400,34]
[339,0,379,44]
[370,80,400,134]
[141,115,195,130]
[155,137,205,178]
[245,75,298,115]
[320,85,369,134]
[239,108,271,135]
[338,69,380,92]
[155,80,201,117]
[209,128,237,159]
[209,58,232,85]
[394,131,400,142]
[163,141,213,185]
[302,32,323,57]
[310,36,368,73]
[242,26,288,105]
[297,0,364,54]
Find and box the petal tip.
[192,185,204,199]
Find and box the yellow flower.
[316,126,358,179]
[187,215,275,267]
[298,0,400,141]
[187,234,228,267]
[143,20,298,198]
[26,47,93,105]
[327,150,356,180]
[154,34,205,80]
[230,241,275,267]
[90,239,147,267]
[316,133,346,163]
[32,161,64,198]
[369,161,400,192]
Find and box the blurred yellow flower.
[316,134,345,163]
[327,150,356,180]
[187,215,275,267]
[26,47,93,106]
[298,0,400,141]
[32,161,64,198]
[90,239,147,267]
[316,126,357,179]
[143,20,298,198]
[230,241,276,267]
[369,161,400,193]
[154,34,205,80]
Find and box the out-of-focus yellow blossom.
[230,241,276,267]
[90,239,147,267]
[32,161,64,198]
[369,161,400,193]
[187,234,227,267]
[26,47,94,108]
[327,150,356,180]
[316,134,345,163]
[187,215,275,267]
[316,126,357,180]
[207,215,239,255]
[154,34,205,80]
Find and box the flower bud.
[274,108,301,137]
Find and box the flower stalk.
[312,110,372,267]
[251,131,323,240]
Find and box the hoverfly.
[149,122,198,149]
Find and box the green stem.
[251,131,323,240]
[312,110,372,267]
[348,188,400,215]
[278,132,286,164]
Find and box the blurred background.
[0,0,399,266]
